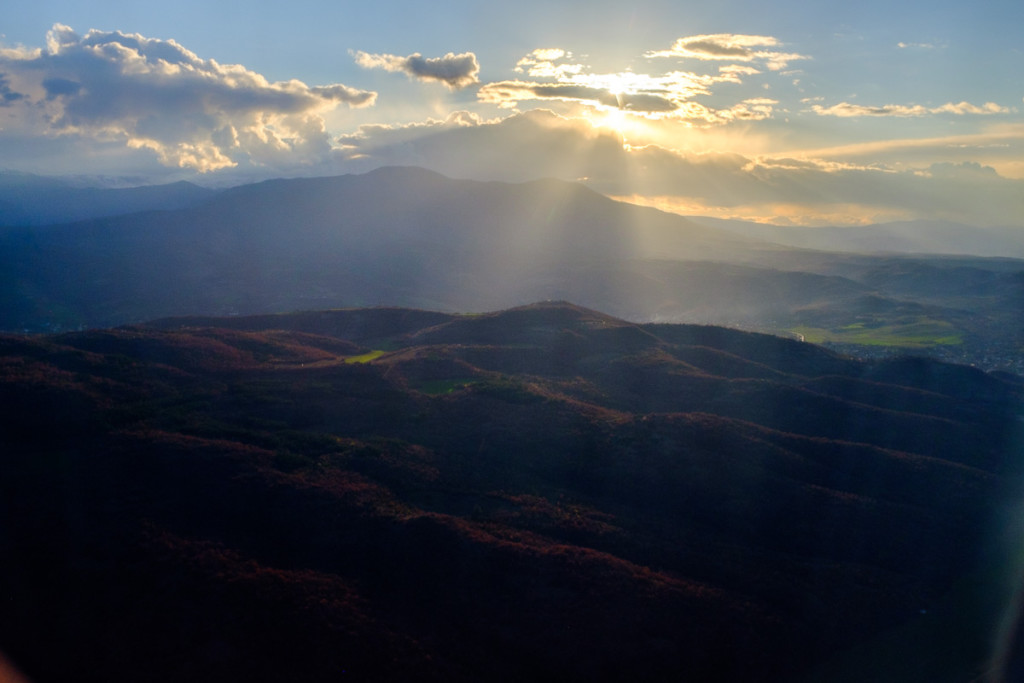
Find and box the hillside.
[2,302,1022,682]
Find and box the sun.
[600,106,629,133]
[591,104,657,143]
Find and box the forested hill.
[2,301,1022,682]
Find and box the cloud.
[932,101,1011,115]
[813,101,1011,117]
[42,77,83,98]
[924,160,1000,178]
[718,65,760,82]
[352,50,479,89]
[646,34,809,71]
[0,24,376,172]
[478,66,766,121]
[478,79,679,113]
[665,99,777,125]
[478,77,776,125]
[514,48,584,79]
[647,34,778,60]
[517,47,566,66]
[334,110,489,167]
[484,42,796,126]
[0,73,26,105]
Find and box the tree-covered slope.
[2,302,1022,682]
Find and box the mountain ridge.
[0,171,215,226]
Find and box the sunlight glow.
[597,107,628,134]
[582,106,657,142]
[607,194,917,226]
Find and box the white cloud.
[482,39,798,125]
[352,50,480,89]
[646,34,809,70]
[477,72,776,124]
[718,65,760,82]
[813,101,1011,117]
[514,48,584,79]
[522,48,566,62]
[932,101,1010,115]
[0,24,376,172]
[647,34,778,60]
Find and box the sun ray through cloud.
[0,7,1018,225]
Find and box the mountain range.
[0,171,214,226]
[2,301,1022,682]
[1,167,1021,374]
[5,168,1021,257]
[0,166,751,323]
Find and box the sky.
[1,0,1023,226]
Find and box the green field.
[790,318,964,348]
[342,350,388,363]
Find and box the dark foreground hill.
[2,302,1023,682]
